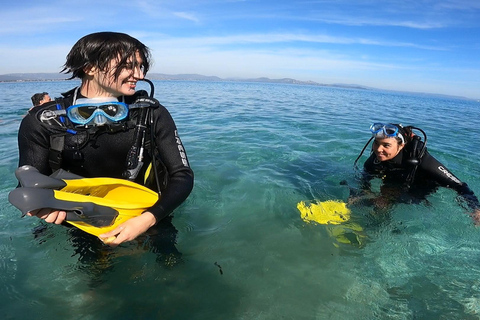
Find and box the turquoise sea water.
[1,80,480,319]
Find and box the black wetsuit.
[363,142,479,210]
[17,87,194,222]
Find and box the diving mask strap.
[71,87,126,105]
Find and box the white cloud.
[147,32,447,51]
[173,11,201,23]
[302,15,446,29]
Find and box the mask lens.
[370,123,384,133]
[67,101,128,125]
[99,104,121,117]
[76,106,97,119]
[383,125,398,136]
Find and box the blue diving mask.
[370,123,405,144]
[67,98,129,126]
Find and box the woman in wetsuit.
[356,123,480,223]
[17,32,194,246]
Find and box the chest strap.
[49,134,65,171]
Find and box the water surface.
[1,80,480,319]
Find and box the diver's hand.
[347,196,362,205]
[471,209,480,226]
[26,209,67,224]
[99,212,157,247]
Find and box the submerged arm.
[419,151,480,223]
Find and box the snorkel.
[353,136,374,170]
[123,79,156,182]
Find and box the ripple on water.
[1,81,480,318]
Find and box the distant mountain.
[0,72,474,100]
[146,73,365,88]
[0,72,369,90]
[0,73,69,81]
[147,73,224,82]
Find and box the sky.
[1,0,479,99]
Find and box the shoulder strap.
[47,98,68,171]
[405,136,423,187]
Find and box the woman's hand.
[27,209,67,224]
[471,209,480,226]
[99,212,157,247]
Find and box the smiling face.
[372,136,405,162]
[81,51,145,98]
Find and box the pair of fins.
[9,165,159,238]
[297,200,365,246]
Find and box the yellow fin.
[9,166,160,239]
[60,178,159,237]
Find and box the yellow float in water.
[297,200,365,246]
[297,200,351,225]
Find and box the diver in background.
[30,92,51,108]
[353,123,480,224]
[17,32,194,247]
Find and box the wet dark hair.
[61,32,151,80]
[391,123,413,145]
[31,92,48,106]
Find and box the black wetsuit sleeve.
[419,151,480,210]
[147,106,194,221]
[17,110,53,175]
